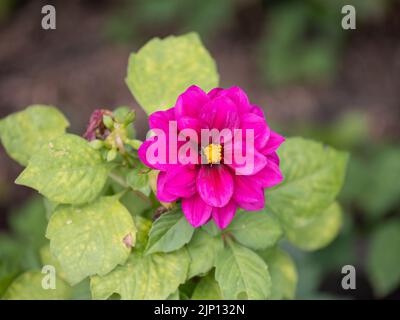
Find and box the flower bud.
[103,115,114,130]
[106,148,117,162]
[127,139,142,150]
[89,139,104,150]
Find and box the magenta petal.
[268,152,280,165]
[174,85,208,119]
[197,165,234,208]
[207,87,223,99]
[224,140,267,175]
[253,160,284,188]
[156,171,180,202]
[177,116,206,135]
[233,175,265,210]
[162,166,198,198]
[261,131,285,155]
[240,113,270,150]
[224,86,252,113]
[212,200,237,229]
[182,193,212,227]
[199,96,240,131]
[138,139,160,170]
[250,104,265,118]
[149,107,175,132]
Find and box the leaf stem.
[108,172,129,189]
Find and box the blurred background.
[0,0,399,299]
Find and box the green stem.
[108,172,129,189]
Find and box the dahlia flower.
[138,86,284,229]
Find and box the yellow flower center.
[203,143,222,164]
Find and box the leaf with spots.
[3,271,71,300]
[46,196,136,285]
[267,137,348,227]
[284,202,342,251]
[16,134,111,205]
[0,105,69,166]
[126,32,219,114]
[90,248,189,300]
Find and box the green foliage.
[0,105,69,166]
[16,134,111,205]
[186,229,223,279]
[359,148,400,219]
[105,0,234,44]
[126,33,219,114]
[145,209,194,254]
[258,247,297,300]
[267,137,348,227]
[126,164,151,197]
[260,3,339,86]
[192,272,222,300]
[9,196,48,251]
[227,210,283,250]
[3,271,71,300]
[215,240,271,300]
[90,249,189,300]
[46,196,136,285]
[0,32,352,300]
[367,219,400,297]
[284,202,343,251]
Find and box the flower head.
[83,109,113,141]
[138,86,285,229]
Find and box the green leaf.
[258,247,297,300]
[366,219,400,297]
[192,272,223,300]
[126,32,219,114]
[46,196,136,285]
[227,210,283,250]
[126,165,151,196]
[284,202,342,251]
[267,137,348,227]
[40,243,67,281]
[0,105,69,166]
[3,271,71,300]
[9,196,47,250]
[16,134,110,205]
[145,209,194,254]
[167,289,180,300]
[360,148,400,219]
[132,215,152,252]
[202,220,221,236]
[215,240,271,300]
[186,229,223,279]
[90,249,189,300]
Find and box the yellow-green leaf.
[16,134,110,205]
[268,137,348,227]
[215,240,271,300]
[90,249,189,300]
[126,32,219,114]
[3,271,71,300]
[192,272,223,300]
[0,105,69,166]
[46,196,136,285]
[258,247,297,300]
[284,202,343,251]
